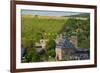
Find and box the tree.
[45,39,56,59]
[38,49,48,61]
[24,48,40,62]
[60,18,90,49]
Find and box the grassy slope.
[21,15,67,41]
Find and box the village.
[21,33,90,62]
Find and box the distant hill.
[63,13,90,18]
[22,14,67,19]
[69,13,90,18]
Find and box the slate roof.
[75,48,89,54]
[56,37,75,49]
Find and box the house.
[55,34,77,60]
[55,34,90,61]
[35,39,48,53]
[35,39,48,48]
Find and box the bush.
[24,48,40,62]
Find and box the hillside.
[21,15,67,43]
[66,13,90,18]
[21,14,90,49]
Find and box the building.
[33,33,90,61]
[55,34,90,61]
[55,34,77,60]
[74,48,90,60]
[35,39,48,53]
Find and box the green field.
[21,15,68,43]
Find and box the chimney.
[70,35,77,48]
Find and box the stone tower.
[55,34,63,60]
[55,34,76,61]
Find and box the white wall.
[0,0,100,73]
